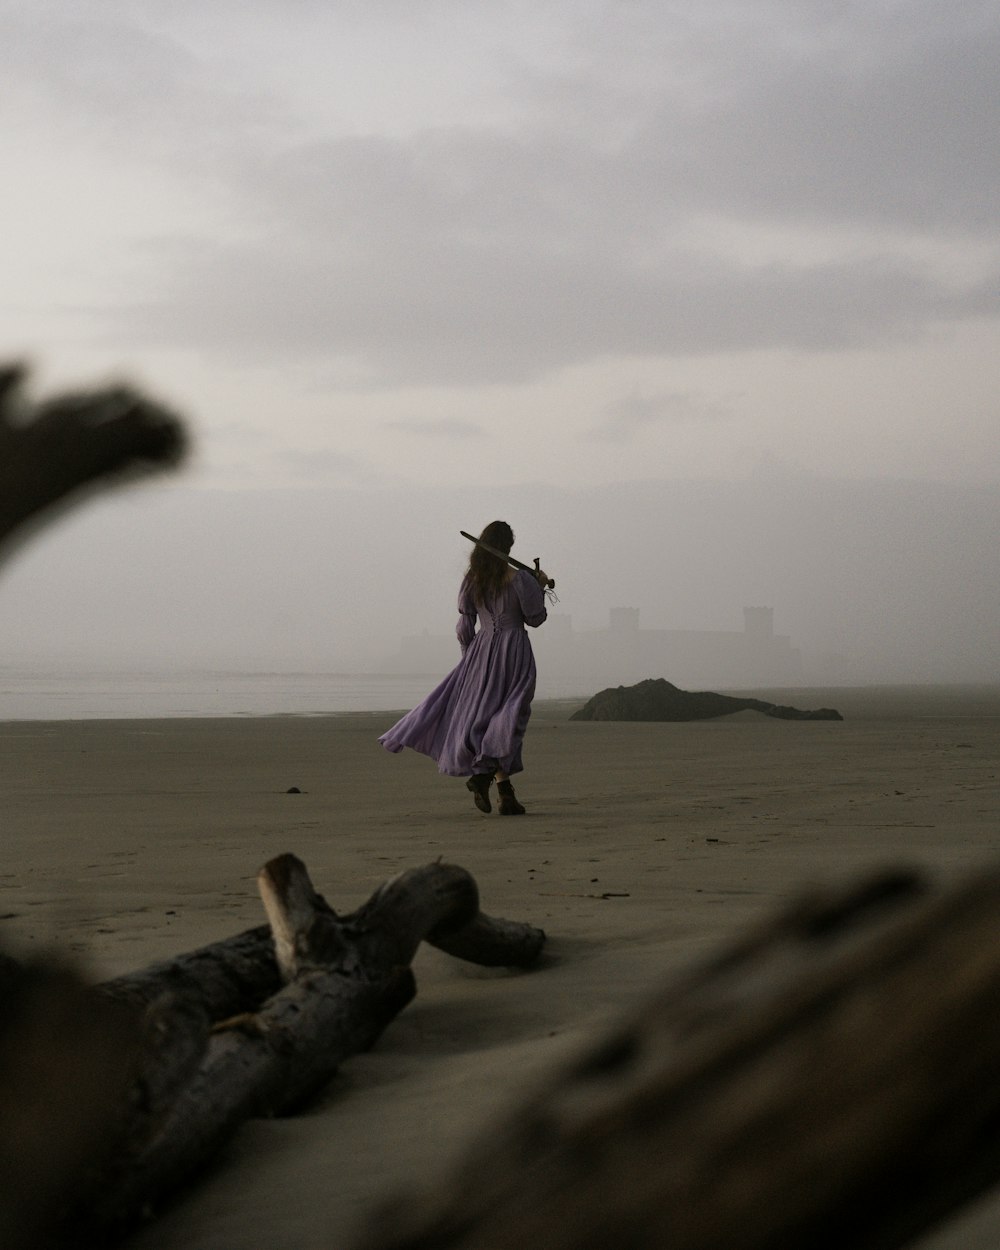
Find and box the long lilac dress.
[379,569,547,777]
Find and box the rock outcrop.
[569,678,843,722]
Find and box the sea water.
[0,669,451,720]
[0,667,589,720]
[7,667,988,723]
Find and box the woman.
[379,521,549,815]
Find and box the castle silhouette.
[382,606,803,694]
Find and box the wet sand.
[3,686,999,1248]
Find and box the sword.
[460,530,555,589]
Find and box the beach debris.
[357,864,1000,1250]
[538,891,630,900]
[570,677,843,722]
[0,856,543,1245]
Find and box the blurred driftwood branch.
[0,361,187,561]
[357,865,1000,1250]
[0,959,141,1250]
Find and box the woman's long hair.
[467,520,514,604]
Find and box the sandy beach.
[3,685,1000,1249]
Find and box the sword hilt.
[534,557,555,590]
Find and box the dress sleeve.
[456,575,477,652]
[514,569,547,628]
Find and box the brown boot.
[466,772,493,814]
[497,779,525,815]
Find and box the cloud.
[536,0,1000,233]
[384,417,485,438]
[0,7,292,174]
[110,226,995,385]
[276,447,380,484]
[3,471,998,682]
[10,1,1000,388]
[591,390,738,442]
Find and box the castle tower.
[609,607,640,633]
[743,605,774,641]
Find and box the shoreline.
[2,682,999,725]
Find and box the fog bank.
[2,473,996,688]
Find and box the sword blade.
[460,530,555,590]
[459,530,531,572]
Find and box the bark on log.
[98,924,280,1016]
[89,970,414,1237]
[0,362,186,560]
[356,866,1000,1250]
[97,861,545,1015]
[427,911,549,968]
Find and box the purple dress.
[379,569,547,777]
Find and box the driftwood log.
[97,860,545,1020]
[357,865,1000,1250]
[0,856,545,1248]
[76,856,545,1240]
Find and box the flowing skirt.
[379,626,536,777]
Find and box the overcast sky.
[2,1,998,685]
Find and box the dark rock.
[569,678,843,722]
[764,704,843,721]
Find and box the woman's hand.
[531,557,554,590]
